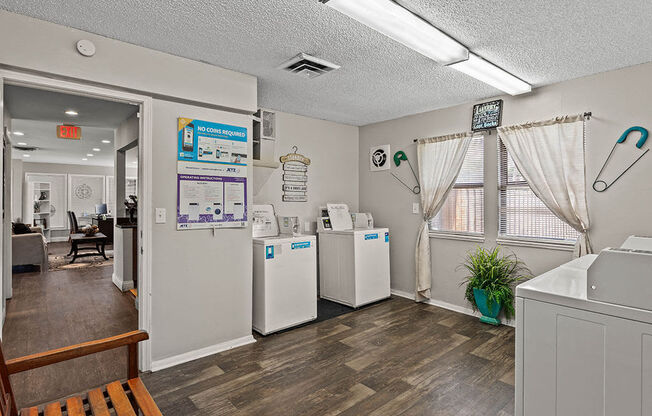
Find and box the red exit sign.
[57,125,81,140]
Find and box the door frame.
[0,69,154,371]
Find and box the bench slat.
[66,396,85,416]
[87,388,110,416]
[106,381,136,416]
[127,378,163,416]
[43,401,62,416]
[19,408,38,416]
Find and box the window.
[429,136,484,235]
[498,140,578,242]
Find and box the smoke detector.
[277,53,340,79]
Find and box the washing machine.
[252,205,317,335]
[317,203,390,308]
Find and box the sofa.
[12,226,48,273]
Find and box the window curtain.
[416,133,472,301]
[497,115,592,256]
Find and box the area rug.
[48,250,114,272]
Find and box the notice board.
[176,117,248,230]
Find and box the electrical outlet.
[155,208,166,224]
[412,203,420,214]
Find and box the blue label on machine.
[291,241,311,250]
[385,232,389,242]
[265,245,274,259]
[365,233,379,240]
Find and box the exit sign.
[57,125,81,140]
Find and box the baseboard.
[112,273,134,291]
[391,288,515,327]
[49,236,69,243]
[390,288,415,301]
[150,335,256,372]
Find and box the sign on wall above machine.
[56,125,81,140]
[280,146,310,202]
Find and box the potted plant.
[459,247,530,325]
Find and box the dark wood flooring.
[143,297,515,415]
[3,242,138,408]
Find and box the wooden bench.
[0,330,162,416]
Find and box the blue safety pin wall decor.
[592,126,649,192]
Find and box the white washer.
[253,234,317,335]
[318,228,390,308]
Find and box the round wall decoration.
[369,144,391,171]
[74,183,93,200]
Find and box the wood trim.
[6,330,148,375]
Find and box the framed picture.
[472,99,503,131]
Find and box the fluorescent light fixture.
[323,0,468,65]
[17,142,27,146]
[101,140,111,144]
[12,131,24,136]
[87,153,94,157]
[82,158,88,161]
[92,148,101,152]
[65,110,79,116]
[449,53,531,95]
[23,154,30,158]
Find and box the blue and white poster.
[176,117,248,230]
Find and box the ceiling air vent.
[277,53,340,79]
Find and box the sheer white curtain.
[497,115,592,256]
[416,133,472,301]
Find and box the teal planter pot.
[473,288,502,326]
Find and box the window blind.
[498,140,578,241]
[430,136,484,234]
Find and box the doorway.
[0,72,152,407]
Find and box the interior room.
[2,84,141,406]
[0,1,650,415]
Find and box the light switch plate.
[155,208,166,224]
[304,221,312,232]
[412,202,420,214]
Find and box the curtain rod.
[412,112,592,143]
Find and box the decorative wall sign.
[369,144,391,171]
[472,99,503,131]
[280,146,310,202]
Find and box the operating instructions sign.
[176,117,248,230]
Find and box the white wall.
[0,11,256,114]
[253,111,359,232]
[359,62,652,310]
[0,11,257,365]
[149,100,253,362]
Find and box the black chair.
[67,211,81,256]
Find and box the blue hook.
[616,126,648,149]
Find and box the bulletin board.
[176,117,248,230]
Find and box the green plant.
[458,247,530,319]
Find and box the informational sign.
[57,125,81,140]
[472,99,503,131]
[327,203,353,231]
[280,146,310,202]
[252,204,278,238]
[176,117,248,230]
[370,144,390,171]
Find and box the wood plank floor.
[143,297,515,415]
[3,242,138,408]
